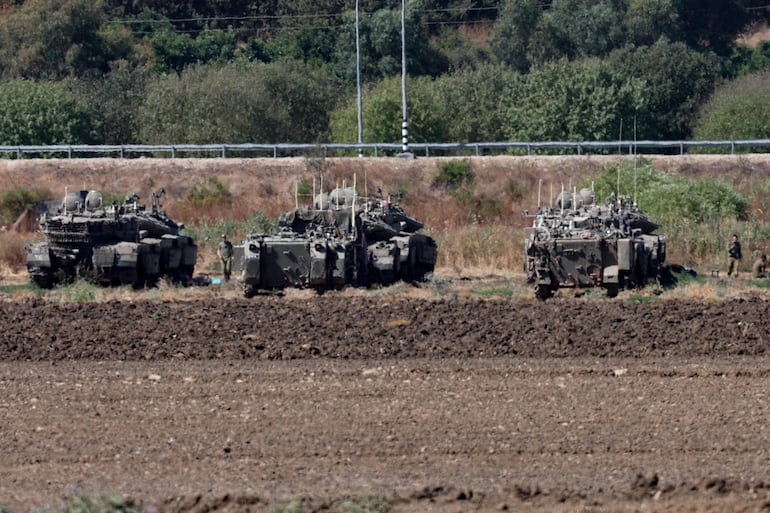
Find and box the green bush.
[0,187,51,226]
[138,60,344,144]
[0,80,96,145]
[187,211,276,250]
[186,177,231,208]
[692,71,770,150]
[589,159,748,224]
[432,160,474,192]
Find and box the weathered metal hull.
[26,189,196,289]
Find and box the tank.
[239,186,437,297]
[524,190,666,299]
[26,188,197,289]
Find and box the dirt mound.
[1,295,769,361]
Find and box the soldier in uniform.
[753,254,767,279]
[727,234,742,277]
[217,234,234,282]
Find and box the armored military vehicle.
[240,185,437,297]
[26,188,196,289]
[524,188,666,299]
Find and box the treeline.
[0,0,769,147]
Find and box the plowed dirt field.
[2,292,770,513]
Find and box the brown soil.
[2,291,770,513]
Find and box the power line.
[109,6,499,27]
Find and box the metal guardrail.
[1,139,770,158]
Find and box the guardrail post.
[475,144,479,156]
[222,146,226,158]
[68,146,72,159]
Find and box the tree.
[72,63,153,144]
[330,75,451,144]
[624,0,679,46]
[138,61,345,144]
[491,0,542,72]
[693,71,770,149]
[436,64,523,142]
[674,0,750,56]
[0,0,136,80]
[0,80,96,144]
[504,58,646,143]
[333,4,449,84]
[608,41,722,140]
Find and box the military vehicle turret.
[26,188,196,289]
[524,188,666,299]
[240,184,437,297]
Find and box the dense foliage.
[693,71,770,149]
[0,0,768,146]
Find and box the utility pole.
[399,0,412,158]
[356,0,363,158]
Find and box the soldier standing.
[217,234,234,282]
[728,234,742,277]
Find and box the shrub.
[187,177,231,209]
[692,71,770,151]
[432,160,474,192]
[0,80,96,145]
[0,187,51,227]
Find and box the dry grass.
[0,231,30,274]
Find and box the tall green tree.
[0,0,137,79]
[491,0,542,72]
[72,63,152,144]
[330,75,451,143]
[608,41,722,140]
[693,71,770,148]
[504,58,646,142]
[0,80,96,144]
[674,0,750,56]
[138,61,345,144]
[624,0,679,46]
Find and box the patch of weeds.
[505,180,526,202]
[18,492,154,513]
[296,176,313,197]
[339,494,391,513]
[51,280,98,303]
[365,281,410,297]
[0,186,51,226]
[432,159,474,192]
[187,177,231,208]
[471,287,514,298]
[627,294,659,303]
[749,278,770,288]
[267,499,303,513]
[0,283,43,296]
